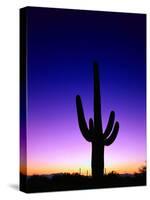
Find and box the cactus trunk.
[92,141,104,178]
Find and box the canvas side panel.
[19,7,28,193]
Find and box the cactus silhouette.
[76,63,119,179]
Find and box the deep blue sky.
[21,7,146,175]
[27,7,146,106]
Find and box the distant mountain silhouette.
[76,63,119,179]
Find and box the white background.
[0,0,149,199]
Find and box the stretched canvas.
[20,7,146,193]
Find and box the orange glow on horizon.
[20,161,145,176]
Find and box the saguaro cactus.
[76,63,119,178]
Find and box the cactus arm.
[103,111,115,139]
[89,118,94,130]
[104,121,119,146]
[88,118,94,140]
[76,95,92,142]
[94,63,103,133]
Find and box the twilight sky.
[21,7,146,175]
